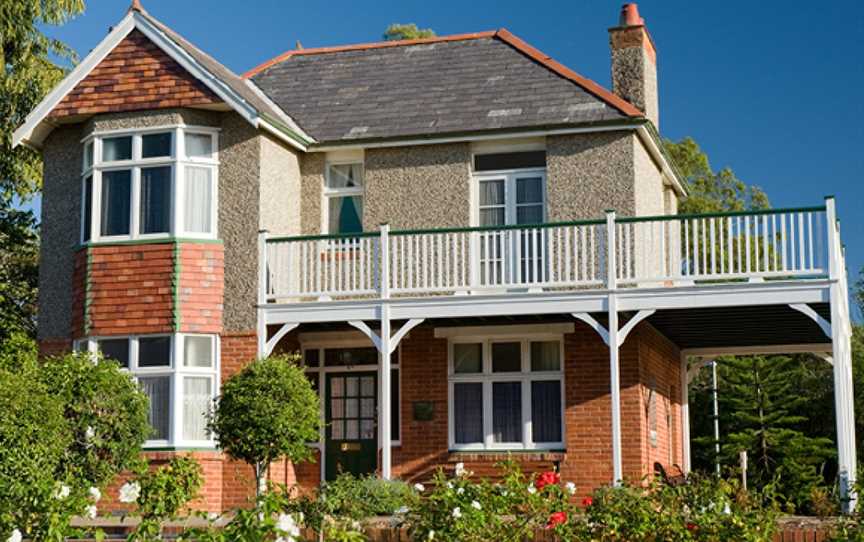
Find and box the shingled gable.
[12,6,311,151]
[245,28,646,144]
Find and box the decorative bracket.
[789,303,832,339]
[572,309,655,348]
[263,322,299,357]
[349,318,426,355]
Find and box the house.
[14,2,857,513]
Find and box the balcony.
[261,204,832,304]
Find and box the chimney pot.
[619,3,644,27]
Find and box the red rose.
[582,496,593,507]
[545,511,567,529]
[686,523,698,532]
[535,471,561,490]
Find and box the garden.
[1,337,861,542]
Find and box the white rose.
[7,529,22,542]
[565,482,576,495]
[118,481,141,504]
[454,462,466,477]
[723,503,732,515]
[413,483,425,492]
[54,484,71,500]
[85,505,98,519]
[456,487,464,495]
[276,512,300,539]
[427,530,435,540]
[88,486,102,502]
[527,485,537,495]
[451,507,462,519]
[471,500,481,510]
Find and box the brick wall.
[49,30,219,119]
[38,337,72,357]
[177,243,224,334]
[87,244,174,336]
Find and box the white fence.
[262,206,829,303]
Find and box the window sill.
[447,450,566,462]
[78,237,222,249]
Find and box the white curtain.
[183,336,212,368]
[139,376,170,440]
[184,166,212,234]
[183,377,211,441]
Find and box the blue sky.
[37,0,864,282]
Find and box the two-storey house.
[14,2,857,512]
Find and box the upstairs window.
[81,127,219,243]
[324,163,364,235]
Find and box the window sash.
[324,162,364,235]
[474,170,546,228]
[448,336,564,450]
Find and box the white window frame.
[447,330,565,451]
[81,125,219,243]
[77,333,220,449]
[322,161,365,235]
[472,168,547,228]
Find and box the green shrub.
[39,352,151,487]
[127,456,203,541]
[320,473,418,519]
[208,354,320,496]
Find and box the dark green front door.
[325,372,377,481]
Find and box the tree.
[0,202,39,341]
[664,137,769,214]
[209,355,321,497]
[383,23,436,41]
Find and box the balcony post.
[826,197,858,513]
[379,223,393,479]
[257,229,268,358]
[604,210,623,484]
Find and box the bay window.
[448,335,564,450]
[81,126,218,242]
[77,334,219,447]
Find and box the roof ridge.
[242,30,499,79]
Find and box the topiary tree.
[209,354,320,496]
[39,352,151,489]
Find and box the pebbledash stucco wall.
[39,124,83,341]
[259,134,301,236]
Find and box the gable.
[49,29,220,119]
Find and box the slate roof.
[247,30,643,144]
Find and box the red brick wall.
[178,243,224,334]
[38,338,72,357]
[49,30,219,119]
[88,244,174,336]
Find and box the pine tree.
[717,355,834,512]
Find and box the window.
[448,336,563,450]
[324,163,363,234]
[81,334,218,446]
[303,345,400,443]
[81,127,218,242]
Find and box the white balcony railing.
[261,206,830,304]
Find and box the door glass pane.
[325,347,378,367]
[327,163,363,189]
[346,377,358,397]
[345,398,358,418]
[492,381,522,443]
[454,382,483,444]
[361,398,375,417]
[480,208,505,227]
[516,177,542,204]
[102,136,132,162]
[331,420,344,440]
[142,132,172,158]
[328,196,363,234]
[139,336,171,367]
[140,166,171,234]
[492,342,521,372]
[183,377,211,440]
[100,170,131,236]
[453,343,482,373]
[531,380,562,443]
[531,341,560,371]
[360,376,374,396]
[184,166,212,234]
[331,398,344,418]
[479,179,505,206]
[346,419,359,440]
[185,133,213,158]
[83,176,92,241]
[331,378,344,397]
[183,336,213,368]
[361,419,375,439]
[98,338,129,367]
[139,376,170,440]
[517,205,543,225]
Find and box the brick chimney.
[609,3,659,128]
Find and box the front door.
[325,372,377,481]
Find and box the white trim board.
[12,11,311,152]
